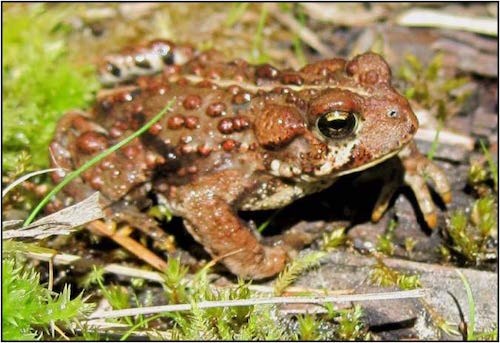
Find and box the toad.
[50,40,451,278]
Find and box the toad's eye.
[316,111,358,140]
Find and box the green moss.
[273,251,326,296]
[2,257,93,340]
[370,261,422,290]
[375,219,397,256]
[320,227,347,252]
[474,326,498,341]
[445,195,497,263]
[2,4,98,172]
[334,305,369,340]
[404,237,417,255]
[397,53,471,121]
[468,141,498,194]
[157,256,370,340]
[297,314,320,340]
[159,260,291,340]
[468,160,492,194]
[162,257,190,305]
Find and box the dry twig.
[2,192,104,239]
[88,220,169,271]
[301,3,386,26]
[266,3,334,57]
[397,9,497,36]
[88,289,426,319]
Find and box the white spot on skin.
[331,139,359,169]
[239,143,249,153]
[314,161,332,176]
[279,163,293,178]
[270,159,280,171]
[291,166,302,175]
[300,174,315,182]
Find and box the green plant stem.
[257,209,283,233]
[225,3,249,27]
[23,99,175,226]
[427,119,443,161]
[251,6,268,62]
[292,6,307,66]
[479,139,498,190]
[120,314,164,341]
[456,270,475,340]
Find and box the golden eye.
[316,111,358,140]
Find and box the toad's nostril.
[408,111,419,135]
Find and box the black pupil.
[107,63,121,77]
[161,50,175,65]
[317,112,357,139]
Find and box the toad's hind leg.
[170,170,288,279]
[49,111,174,267]
[98,40,196,85]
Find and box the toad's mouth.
[329,144,406,178]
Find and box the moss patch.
[2,4,98,171]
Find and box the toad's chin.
[330,145,405,178]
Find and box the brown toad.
[50,40,451,278]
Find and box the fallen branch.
[88,289,426,320]
[88,220,168,271]
[102,263,353,296]
[300,3,385,26]
[266,3,334,57]
[415,128,475,151]
[397,9,497,36]
[25,252,81,265]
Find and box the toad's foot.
[98,40,195,85]
[398,141,452,228]
[169,170,288,279]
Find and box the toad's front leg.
[372,141,451,228]
[399,141,452,228]
[167,170,288,279]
